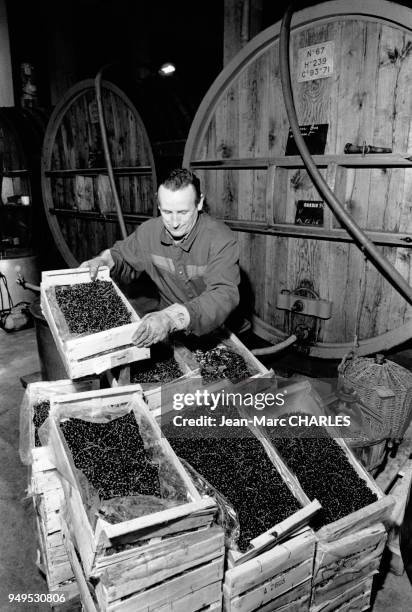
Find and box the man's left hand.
[132,304,191,348]
[132,311,172,347]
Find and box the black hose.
[95,67,128,240]
[279,2,412,305]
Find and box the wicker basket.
[338,352,412,440]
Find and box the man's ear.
[197,194,204,211]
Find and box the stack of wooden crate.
[21,380,98,610]
[140,385,320,612]
[47,387,224,611]
[223,529,316,612]
[30,446,80,610]
[309,447,391,612]
[259,407,393,610]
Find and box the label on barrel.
[297,41,334,82]
[295,200,324,226]
[285,123,328,155]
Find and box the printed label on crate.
[297,41,334,82]
[295,200,324,226]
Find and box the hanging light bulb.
[158,62,176,77]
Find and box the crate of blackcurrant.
[30,445,80,609]
[40,267,150,379]
[19,378,98,465]
[46,386,219,581]
[310,523,387,612]
[181,328,273,393]
[111,340,200,392]
[157,399,320,612]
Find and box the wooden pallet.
[223,529,316,612]
[40,267,149,378]
[47,387,217,576]
[20,378,98,465]
[311,523,386,609]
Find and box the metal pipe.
[95,67,128,239]
[279,2,412,305]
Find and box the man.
[81,168,240,348]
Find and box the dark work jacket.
[110,213,240,336]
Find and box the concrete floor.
[0,326,411,611]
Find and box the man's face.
[158,184,203,239]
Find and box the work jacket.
[110,212,240,336]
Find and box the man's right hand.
[79,257,105,280]
[79,249,115,280]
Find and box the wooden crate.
[40,267,149,379]
[311,523,386,609]
[251,382,395,542]
[112,341,199,387]
[223,529,316,612]
[30,446,79,603]
[385,458,412,575]
[137,381,321,566]
[47,387,217,576]
[182,328,274,392]
[310,575,374,612]
[61,514,224,612]
[20,378,98,465]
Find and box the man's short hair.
[159,168,201,203]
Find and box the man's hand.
[132,304,190,348]
[79,249,115,280]
[132,311,172,347]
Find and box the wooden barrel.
[184,0,412,359]
[41,79,157,267]
[0,107,47,257]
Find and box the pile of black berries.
[193,346,251,384]
[267,419,378,528]
[131,357,183,384]
[60,412,161,499]
[55,281,132,335]
[33,400,50,447]
[163,408,300,552]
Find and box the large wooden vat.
[0,107,46,258]
[184,0,412,358]
[41,80,157,267]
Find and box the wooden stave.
[41,79,157,268]
[183,0,412,358]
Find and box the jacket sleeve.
[110,227,146,284]
[184,232,240,336]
